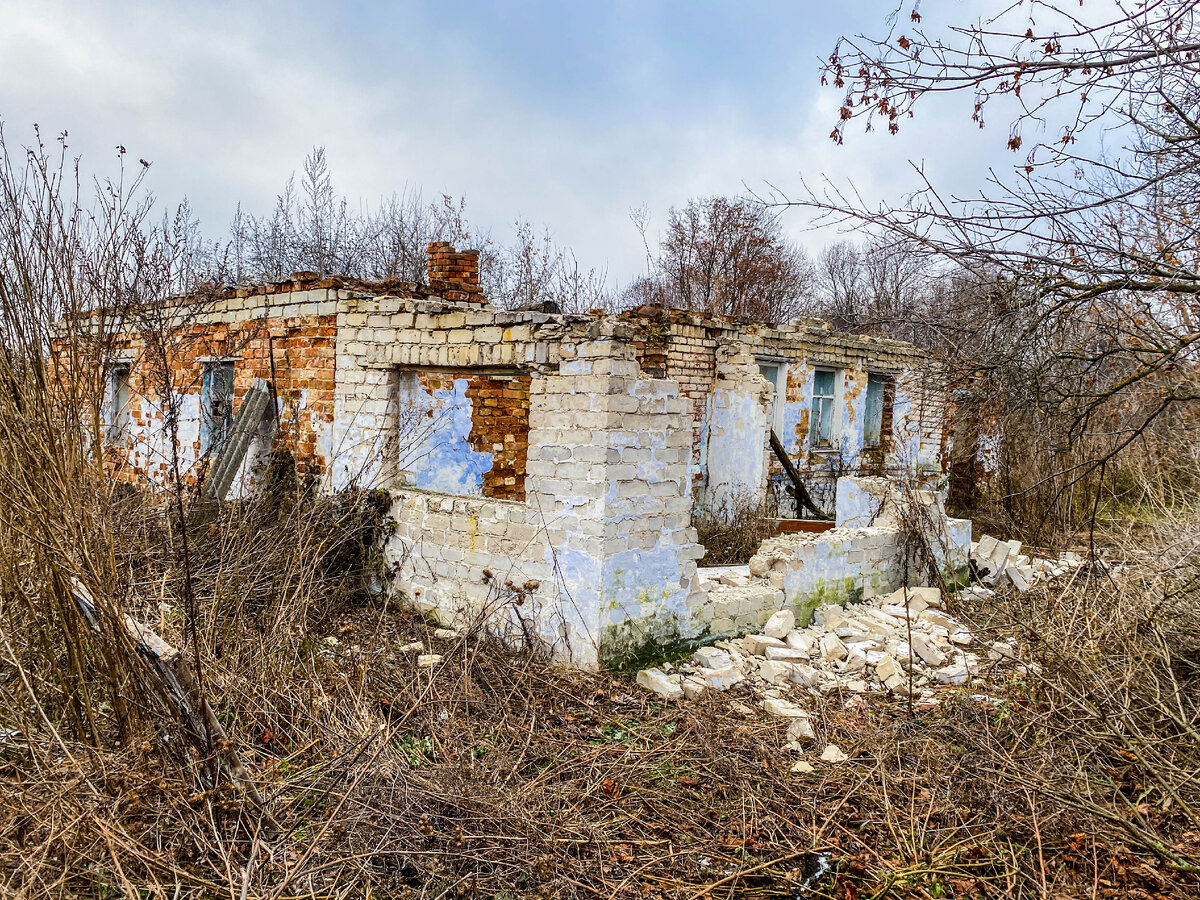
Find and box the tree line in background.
[217,146,947,331]
[796,0,1200,539]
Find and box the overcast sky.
[0,0,1020,285]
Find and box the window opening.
[105,364,131,444]
[864,373,884,448]
[757,362,787,434]
[810,368,837,449]
[200,361,236,456]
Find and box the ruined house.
[95,242,968,667]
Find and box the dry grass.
[693,494,776,567]
[1,128,1198,899]
[2,482,1199,899]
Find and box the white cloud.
[0,0,1029,285]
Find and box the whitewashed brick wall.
[385,337,707,668]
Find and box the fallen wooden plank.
[201,377,273,502]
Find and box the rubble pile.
[636,585,1031,709]
[970,535,1088,591]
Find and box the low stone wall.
[385,490,584,655]
[696,525,907,635]
[694,475,972,640]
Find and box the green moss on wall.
[599,613,708,671]
[789,577,863,627]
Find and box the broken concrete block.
[743,634,787,656]
[919,609,955,630]
[416,654,443,668]
[785,630,814,654]
[845,638,882,654]
[874,654,899,681]
[756,660,794,684]
[813,606,846,630]
[764,645,809,662]
[1005,565,1033,592]
[934,664,971,685]
[884,673,912,696]
[949,629,973,646]
[637,667,684,700]
[790,760,815,774]
[701,665,745,691]
[910,633,948,667]
[972,534,1000,571]
[960,585,995,600]
[819,633,848,662]
[820,744,849,763]
[681,678,706,701]
[762,696,807,718]
[433,628,460,640]
[786,716,817,744]
[693,646,733,670]
[763,608,796,640]
[912,586,943,608]
[841,649,867,674]
[748,554,772,577]
[788,663,821,687]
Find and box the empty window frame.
[200,361,236,456]
[809,368,838,449]
[863,373,895,450]
[757,361,787,435]
[104,364,131,444]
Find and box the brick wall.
[386,338,707,668]
[621,309,949,516]
[92,291,337,491]
[81,265,956,668]
[426,241,483,302]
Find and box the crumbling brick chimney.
[427,241,484,303]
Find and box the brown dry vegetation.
[2,475,1199,899]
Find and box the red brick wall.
[102,313,336,485]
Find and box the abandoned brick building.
[96,243,966,666]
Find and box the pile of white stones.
[636,585,1033,710]
[970,534,1088,591]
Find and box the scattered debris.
[819,744,849,763]
[634,583,1033,717]
[636,667,684,701]
[969,535,1089,590]
[417,654,443,668]
[763,608,795,640]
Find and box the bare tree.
[228,151,610,312]
[479,217,611,313]
[637,195,815,323]
[816,240,865,330]
[785,2,1200,535]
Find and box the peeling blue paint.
[400,375,494,495]
[781,400,806,456]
